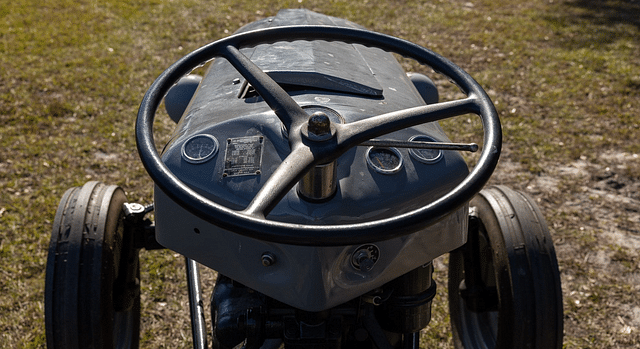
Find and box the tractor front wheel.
[448,186,563,349]
[45,181,141,349]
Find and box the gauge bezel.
[181,134,219,164]
[365,146,404,175]
[408,135,443,164]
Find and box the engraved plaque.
[223,136,264,177]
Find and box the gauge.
[181,134,219,164]
[408,135,443,164]
[366,147,403,174]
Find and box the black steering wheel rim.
[136,25,501,246]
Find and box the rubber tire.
[45,181,140,349]
[448,186,563,349]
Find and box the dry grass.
[1,0,639,348]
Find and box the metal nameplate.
[223,136,264,177]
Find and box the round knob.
[307,111,331,137]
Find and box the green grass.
[2,0,639,348]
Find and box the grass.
[1,0,639,348]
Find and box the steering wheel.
[136,25,501,246]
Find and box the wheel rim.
[450,232,499,348]
[456,305,498,348]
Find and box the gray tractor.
[45,9,563,349]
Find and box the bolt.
[359,257,375,272]
[261,252,276,267]
[123,202,145,216]
[352,248,376,272]
[307,111,331,137]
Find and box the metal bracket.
[459,211,499,312]
[123,203,163,250]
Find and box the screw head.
[261,252,276,267]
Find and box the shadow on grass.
[572,0,640,27]
[548,0,640,49]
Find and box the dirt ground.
[490,153,640,347]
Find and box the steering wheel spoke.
[221,45,308,131]
[244,97,480,217]
[242,144,316,218]
[337,97,479,147]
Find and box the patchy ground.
[1,0,639,348]
[491,153,640,347]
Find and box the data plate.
[223,136,264,177]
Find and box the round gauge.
[408,135,443,164]
[181,134,219,164]
[366,147,403,174]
